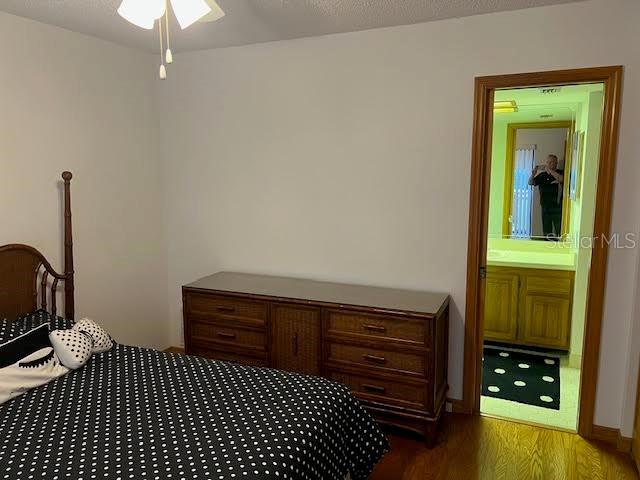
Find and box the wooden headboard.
[0,172,74,321]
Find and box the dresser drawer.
[186,292,267,324]
[328,343,426,376]
[190,346,268,367]
[327,310,428,345]
[190,321,266,351]
[329,370,431,411]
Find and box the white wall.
[621,251,640,437]
[158,0,640,430]
[0,12,169,348]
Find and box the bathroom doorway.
[463,67,623,438]
[482,84,606,431]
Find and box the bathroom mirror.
[487,83,605,244]
[503,123,572,241]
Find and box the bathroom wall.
[569,90,605,366]
[488,117,509,239]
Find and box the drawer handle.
[363,354,387,364]
[362,384,386,394]
[216,306,236,313]
[363,324,386,333]
[217,331,237,340]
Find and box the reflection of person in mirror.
[528,154,564,241]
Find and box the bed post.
[62,171,75,320]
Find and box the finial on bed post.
[62,171,75,320]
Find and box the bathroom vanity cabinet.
[484,266,574,350]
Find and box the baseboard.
[617,435,633,454]
[446,398,470,414]
[568,353,582,369]
[590,425,632,453]
[164,346,185,354]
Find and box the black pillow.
[17,310,75,333]
[0,311,74,345]
[0,324,51,369]
[0,323,69,405]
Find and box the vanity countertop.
[486,248,576,271]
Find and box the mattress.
[0,311,388,480]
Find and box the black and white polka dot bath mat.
[482,345,560,410]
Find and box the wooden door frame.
[462,66,623,439]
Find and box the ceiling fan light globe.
[117,0,165,29]
[171,0,213,29]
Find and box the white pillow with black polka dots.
[72,318,113,353]
[49,329,94,370]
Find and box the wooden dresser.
[183,272,450,446]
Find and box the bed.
[0,172,388,480]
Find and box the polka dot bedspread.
[0,311,388,480]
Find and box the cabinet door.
[272,305,321,376]
[483,272,519,342]
[520,295,570,349]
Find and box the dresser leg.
[424,422,438,448]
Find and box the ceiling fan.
[117,0,225,79]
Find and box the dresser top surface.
[184,272,449,316]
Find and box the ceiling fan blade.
[171,0,213,29]
[117,0,165,29]
[198,0,226,23]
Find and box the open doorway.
[481,84,604,431]
[463,67,623,439]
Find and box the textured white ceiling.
[0,0,584,53]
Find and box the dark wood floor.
[370,414,638,480]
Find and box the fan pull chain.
[158,16,166,80]
[165,4,173,64]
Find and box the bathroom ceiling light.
[117,0,225,79]
[494,100,518,113]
